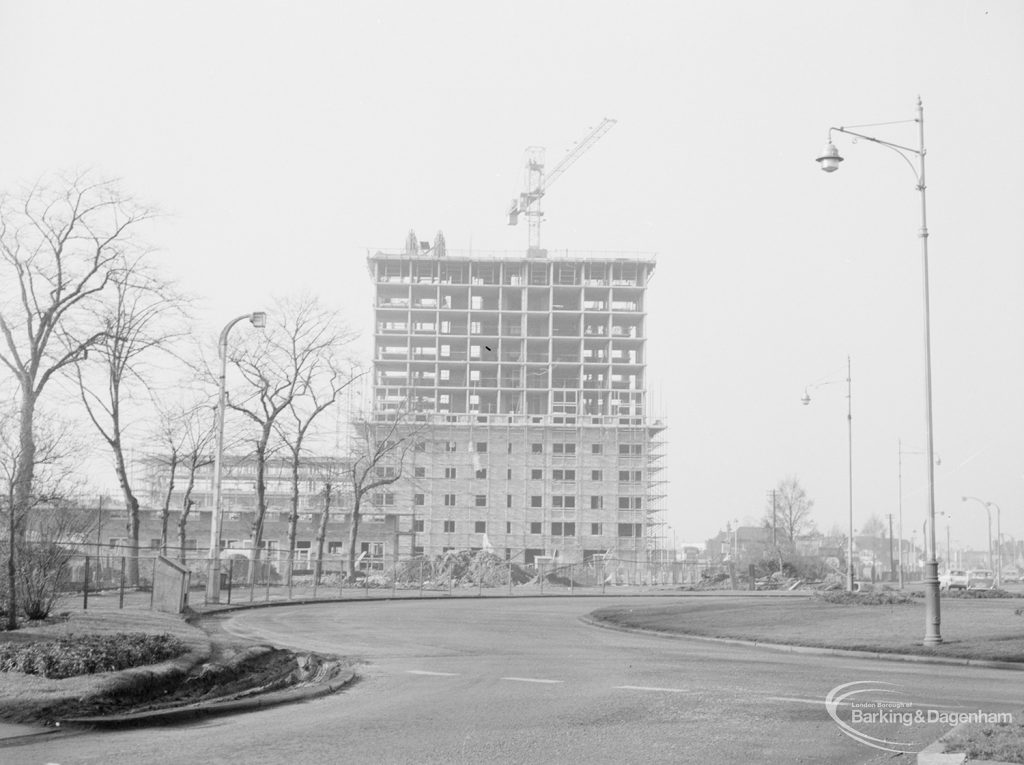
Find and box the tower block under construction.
[369,250,666,566]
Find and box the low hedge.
[0,632,187,679]
[816,590,918,606]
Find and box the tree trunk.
[12,387,37,523]
[159,454,179,556]
[113,439,141,586]
[5,480,18,630]
[285,448,300,586]
[177,462,199,564]
[347,498,362,582]
[314,482,333,584]
[248,434,271,586]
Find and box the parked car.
[939,569,968,591]
[1001,568,1021,584]
[966,569,995,590]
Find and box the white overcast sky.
[2,1,1022,553]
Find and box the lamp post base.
[922,560,942,645]
[206,558,222,605]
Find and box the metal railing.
[43,543,703,612]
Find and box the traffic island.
[584,595,1024,665]
[0,605,356,730]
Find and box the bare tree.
[0,174,152,556]
[176,411,216,564]
[1,403,86,628]
[151,396,212,556]
[275,360,359,585]
[226,295,351,582]
[75,267,185,585]
[311,458,346,584]
[345,409,420,581]
[765,476,815,542]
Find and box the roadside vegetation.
[816,590,917,606]
[943,716,1024,763]
[0,632,186,678]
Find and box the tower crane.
[507,118,617,257]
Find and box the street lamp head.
[800,390,811,406]
[249,311,267,328]
[816,141,844,172]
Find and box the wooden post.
[265,564,271,601]
[312,559,319,600]
[150,557,157,609]
[227,559,234,605]
[419,560,424,597]
[287,559,294,601]
[83,556,90,610]
[508,561,513,596]
[119,556,126,609]
[569,563,574,596]
[392,560,397,597]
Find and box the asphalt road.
[6,595,1022,764]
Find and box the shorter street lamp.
[961,496,998,581]
[206,311,267,604]
[802,356,854,592]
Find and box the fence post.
[339,560,344,597]
[119,556,126,609]
[419,560,424,597]
[364,566,369,597]
[478,565,484,597]
[287,558,294,601]
[150,557,157,610]
[227,559,234,605]
[569,563,574,596]
[448,564,453,596]
[83,556,90,610]
[265,563,271,602]
[249,560,255,603]
[508,561,513,596]
[601,561,606,595]
[312,559,319,600]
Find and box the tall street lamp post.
[802,356,854,592]
[206,311,267,604]
[817,97,941,645]
[897,440,941,588]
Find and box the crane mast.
[507,118,617,257]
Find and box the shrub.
[816,590,918,606]
[15,541,75,620]
[944,588,1019,599]
[0,632,187,678]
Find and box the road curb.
[192,588,810,616]
[578,614,1024,671]
[56,669,357,727]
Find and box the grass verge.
[589,597,1024,662]
[943,716,1024,763]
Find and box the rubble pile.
[390,551,531,587]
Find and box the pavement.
[2,593,1015,761]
